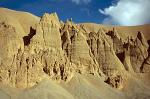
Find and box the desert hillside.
[0,8,150,99]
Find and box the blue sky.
[0,0,113,23]
[0,0,150,25]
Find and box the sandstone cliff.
[0,8,150,99]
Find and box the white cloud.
[99,0,150,26]
[71,0,91,5]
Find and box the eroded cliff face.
[0,13,74,88]
[79,24,150,88]
[0,11,150,91]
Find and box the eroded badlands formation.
[0,8,150,99]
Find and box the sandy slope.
[0,74,150,99]
[0,8,40,36]
[61,74,128,99]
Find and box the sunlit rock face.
[0,8,150,99]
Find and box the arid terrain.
[0,8,150,99]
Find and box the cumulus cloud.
[99,0,150,26]
[71,0,91,5]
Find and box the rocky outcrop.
[86,28,127,88]
[142,56,150,73]
[0,11,150,90]
[141,40,150,73]
[0,22,25,88]
[129,32,149,72]
[28,13,75,83]
[60,20,103,76]
[0,13,74,88]
[30,13,62,50]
